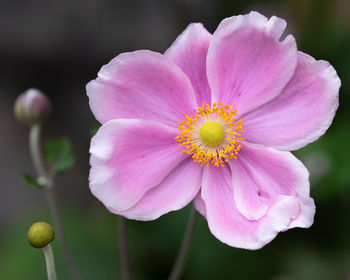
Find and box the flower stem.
[29,125,46,179]
[29,124,81,280]
[118,216,131,280]
[43,244,57,280]
[168,205,198,280]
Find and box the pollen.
[175,102,245,167]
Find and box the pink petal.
[206,11,297,116]
[288,197,315,229]
[259,195,300,235]
[165,23,212,105]
[194,191,207,218]
[242,52,340,150]
[228,157,268,221]
[201,166,303,250]
[87,50,198,128]
[89,119,187,212]
[109,159,202,221]
[228,142,311,221]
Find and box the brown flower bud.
[14,88,51,125]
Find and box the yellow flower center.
[199,121,225,146]
[175,102,245,167]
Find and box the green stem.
[29,124,81,280]
[168,205,198,280]
[118,216,131,280]
[43,244,57,280]
[29,125,47,179]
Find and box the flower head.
[87,11,340,249]
[28,222,55,248]
[14,88,51,125]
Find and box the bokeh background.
[1,0,350,279]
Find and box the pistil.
[175,102,245,167]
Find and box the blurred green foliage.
[44,137,75,176]
[21,173,43,189]
[2,0,350,279]
[2,201,350,280]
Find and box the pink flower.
[87,11,340,249]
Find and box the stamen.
[175,102,245,167]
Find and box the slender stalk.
[29,125,46,179]
[118,216,131,280]
[43,244,57,280]
[44,187,81,280]
[168,205,198,280]
[29,124,81,280]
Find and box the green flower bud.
[14,88,51,125]
[28,222,55,248]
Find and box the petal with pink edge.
[228,142,311,221]
[194,191,207,218]
[242,52,340,150]
[165,23,212,105]
[207,11,297,116]
[201,165,305,250]
[87,50,197,127]
[109,159,202,221]
[288,197,315,229]
[89,119,187,212]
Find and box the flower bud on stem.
[14,88,51,125]
[14,89,81,280]
[28,222,55,248]
[28,222,57,280]
[28,124,81,280]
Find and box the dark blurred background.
[1,0,350,279]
